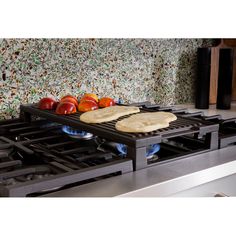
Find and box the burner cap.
[62,126,93,140]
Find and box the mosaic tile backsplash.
[0,38,215,119]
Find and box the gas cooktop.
[0,102,236,197]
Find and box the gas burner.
[0,164,64,193]
[116,143,161,159]
[96,139,161,159]
[14,165,53,182]
[62,126,93,140]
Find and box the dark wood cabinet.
[209,39,236,104]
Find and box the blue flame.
[62,125,89,136]
[116,143,160,157]
[116,143,127,156]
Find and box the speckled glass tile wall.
[0,38,215,119]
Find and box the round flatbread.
[115,112,177,133]
[80,105,140,124]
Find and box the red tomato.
[80,96,98,104]
[38,97,58,110]
[61,95,79,108]
[78,100,99,112]
[55,101,77,115]
[98,97,115,108]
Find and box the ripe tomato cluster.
[38,93,116,115]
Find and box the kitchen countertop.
[175,102,236,119]
[44,104,236,197]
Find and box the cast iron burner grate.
[141,103,236,149]
[0,119,132,197]
[20,104,219,170]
